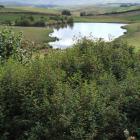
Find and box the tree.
[80,11,86,16]
[61,10,71,16]
[15,18,32,26]
[0,5,4,8]
[29,15,34,22]
[0,28,22,60]
[34,19,46,27]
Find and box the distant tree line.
[15,16,46,27]
[14,15,73,27]
[120,3,140,7]
[80,11,96,16]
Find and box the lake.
[49,23,127,49]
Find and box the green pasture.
[0,26,53,44]
[11,6,60,15]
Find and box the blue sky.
[0,0,140,5]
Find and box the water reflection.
[48,22,74,30]
[49,23,127,49]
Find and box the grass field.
[14,27,53,44]
[121,23,140,51]
[74,9,140,23]
[74,16,127,23]
[0,7,26,12]
[10,6,60,15]
[70,5,140,16]
[0,26,53,44]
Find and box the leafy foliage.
[61,10,71,16]
[0,28,22,61]
[15,16,46,27]
[0,34,140,140]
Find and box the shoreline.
[48,22,128,49]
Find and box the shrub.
[29,15,34,22]
[34,20,46,27]
[15,18,32,26]
[62,10,71,16]
[0,28,22,60]
[0,38,140,140]
[67,17,73,23]
[15,16,46,27]
[80,12,86,16]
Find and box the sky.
[0,0,140,5]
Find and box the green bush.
[34,20,46,27]
[80,12,86,16]
[15,18,32,26]
[67,17,73,23]
[0,37,140,140]
[15,16,46,27]
[0,28,22,61]
[62,10,71,16]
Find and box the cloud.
[0,0,140,5]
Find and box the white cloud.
[0,0,140,5]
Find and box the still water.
[49,23,127,49]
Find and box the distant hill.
[35,5,57,8]
[0,0,140,6]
